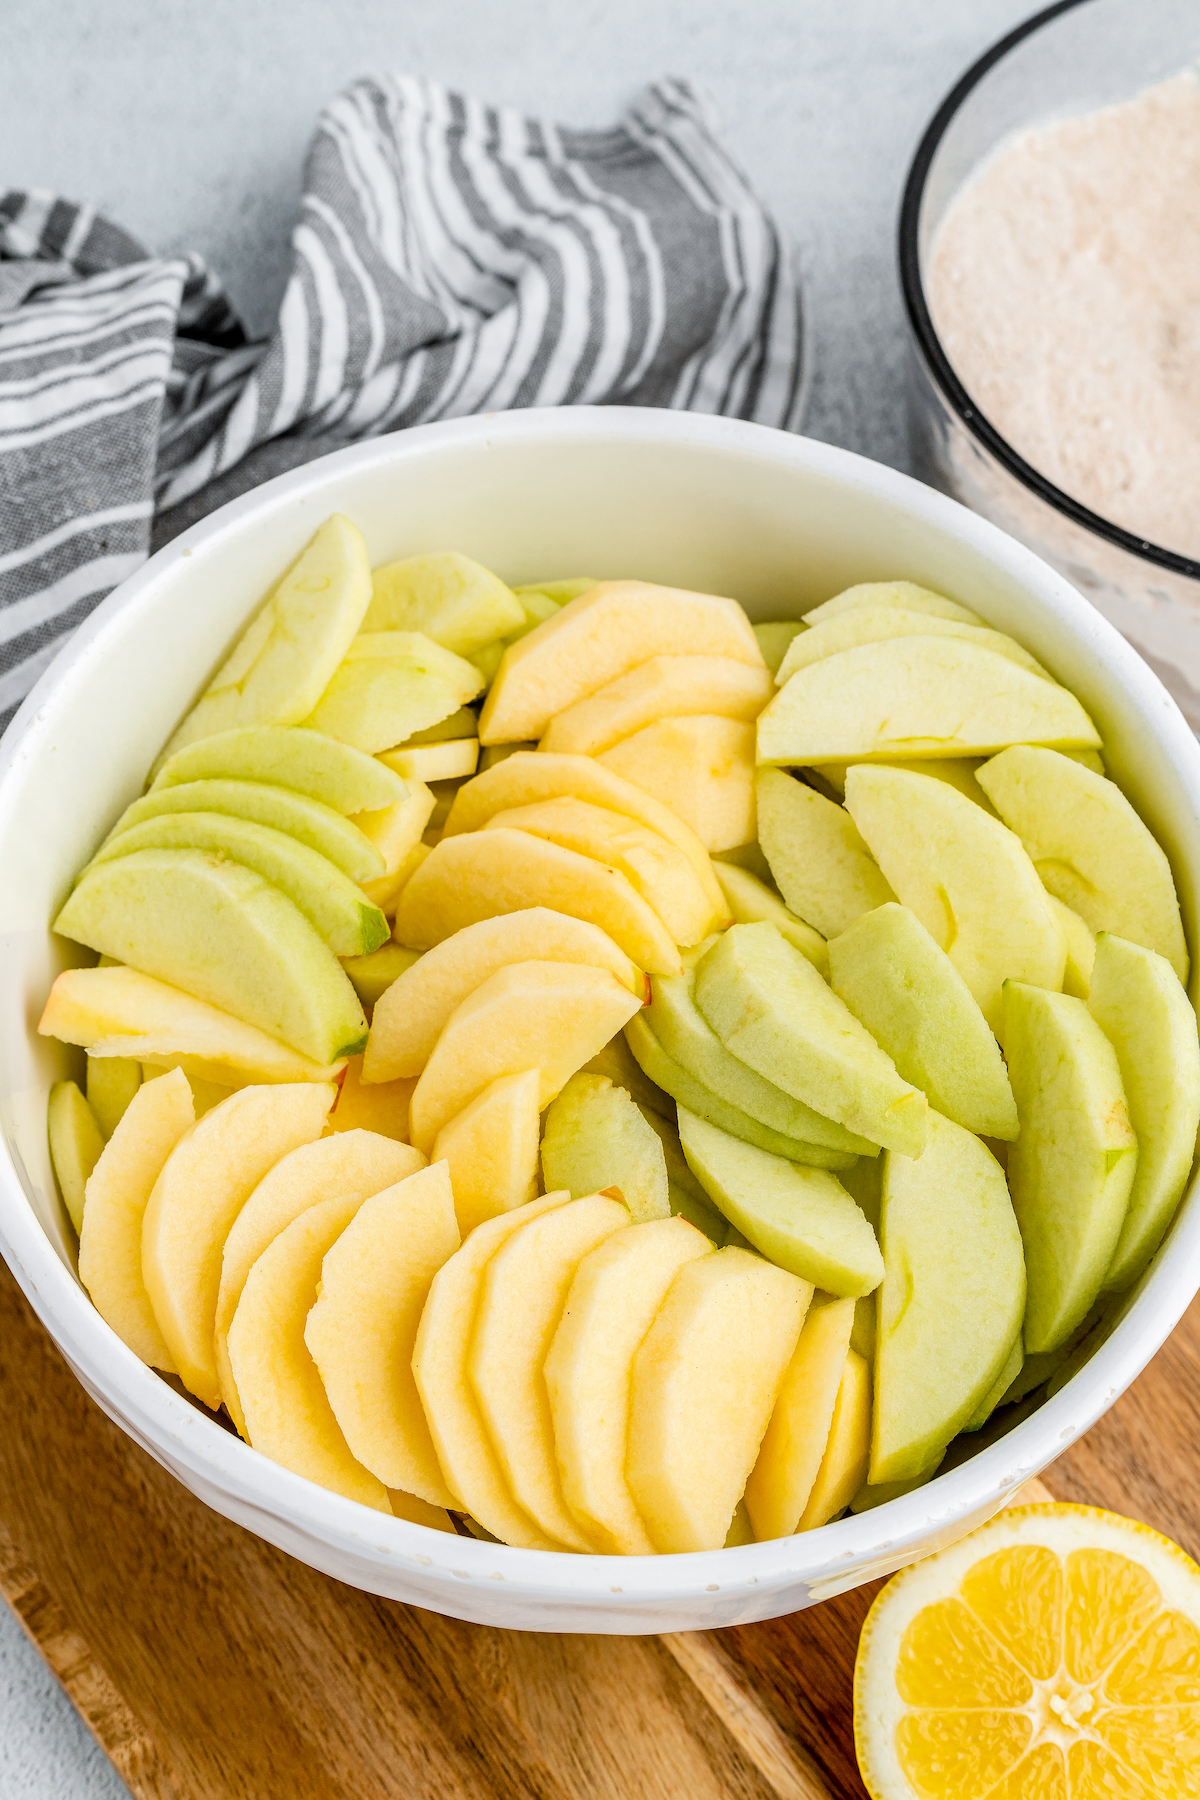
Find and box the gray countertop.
[0,1,1035,1792]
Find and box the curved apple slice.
[432,1070,541,1237]
[797,1348,871,1529]
[47,1081,105,1235]
[774,607,1050,687]
[153,725,404,815]
[598,716,755,854]
[756,768,895,940]
[105,779,386,884]
[227,1192,391,1511]
[802,582,984,628]
[302,631,483,753]
[744,1294,855,1541]
[540,655,773,756]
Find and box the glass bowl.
[900,0,1200,730]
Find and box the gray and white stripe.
[0,75,803,732]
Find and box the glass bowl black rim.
[898,0,1200,582]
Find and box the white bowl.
[2,407,1198,1634]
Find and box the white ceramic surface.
[2,406,1199,1634]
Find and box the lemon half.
[855,1502,1200,1798]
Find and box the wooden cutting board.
[3,1255,1199,1800]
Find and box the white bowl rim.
[3,403,1199,1614]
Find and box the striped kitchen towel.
[0,74,803,735]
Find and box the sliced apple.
[540,1073,671,1224]
[365,907,642,1082]
[227,1192,391,1511]
[471,1192,630,1549]
[694,924,927,1156]
[379,740,479,782]
[796,1348,871,1530]
[351,780,435,876]
[433,1069,541,1235]
[77,1069,194,1370]
[39,966,347,1088]
[364,551,524,653]
[754,622,806,675]
[598,716,755,854]
[540,656,773,757]
[483,797,713,946]
[677,1107,883,1295]
[828,903,1019,1139]
[141,1082,335,1408]
[365,840,430,917]
[844,766,1066,1033]
[962,1335,1024,1434]
[85,1053,142,1140]
[214,1127,423,1433]
[160,514,373,760]
[47,1080,106,1234]
[391,829,681,976]
[1043,896,1094,999]
[515,578,596,607]
[55,848,368,1064]
[756,769,895,939]
[91,813,388,958]
[302,631,483,753]
[583,1028,671,1120]
[802,582,984,628]
[626,1247,809,1553]
[442,752,727,924]
[775,607,1049,687]
[758,638,1100,766]
[412,1190,573,1549]
[871,1110,1026,1484]
[340,943,422,1017]
[544,1216,712,1554]
[1088,934,1200,1293]
[976,746,1188,984]
[711,861,828,975]
[107,778,386,885]
[326,1056,415,1142]
[408,960,642,1152]
[479,581,763,744]
[305,1162,461,1505]
[152,725,405,815]
[813,758,996,813]
[744,1293,854,1541]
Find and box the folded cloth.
[0,74,803,735]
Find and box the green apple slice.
[756,769,895,939]
[364,552,524,654]
[1048,895,1096,999]
[514,578,596,607]
[976,746,1188,984]
[961,1335,1024,1433]
[693,923,927,1157]
[540,1073,670,1224]
[340,943,422,1016]
[645,969,872,1158]
[107,778,385,885]
[160,514,373,760]
[302,631,483,753]
[622,1013,856,1169]
[844,766,1066,1033]
[757,638,1100,766]
[91,813,388,957]
[871,1110,1026,1484]
[753,621,806,675]
[152,726,405,815]
[828,903,1018,1139]
[677,1108,883,1296]
[47,1080,105,1233]
[1088,933,1200,1292]
[54,848,367,1063]
[711,861,828,974]
[1003,980,1138,1353]
[582,1030,672,1119]
[803,582,984,628]
[775,608,1050,687]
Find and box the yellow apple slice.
[305,1163,460,1505]
[544,1216,712,1553]
[379,740,479,782]
[364,552,524,653]
[443,751,727,924]
[758,638,1100,766]
[153,725,405,816]
[433,1070,540,1236]
[47,1080,107,1235]
[802,581,984,628]
[364,840,430,917]
[85,1054,142,1141]
[483,797,713,946]
[365,907,643,1082]
[39,966,346,1088]
[55,849,368,1064]
[844,766,1067,1034]
[214,1127,423,1433]
[227,1192,391,1511]
[795,1347,871,1529]
[392,830,681,977]
[598,716,755,854]
[479,581,764,744]
[412,1191,573,1548]
[711,860,828,974]
[774,608,1049,687]
[626,1247,810,1552]
[1047,895,1096,999]
[326,1057,415,1142]
[142,1082,335,1408]
[302,632,483,753]
[757,768,895,939]
[540,656,774,756]
[408,960,644,1152]
[78,1069,195,1370]
[976,746,1188,984]
[470,1192,631,1550]
[350,779,434,876]
[160,514,373,760]
[743,1293,854,1541]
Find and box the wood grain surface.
[2,1255,1197,1800]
